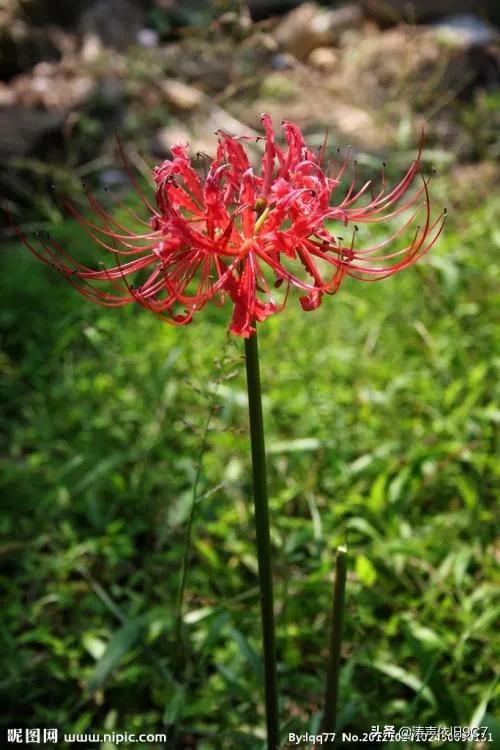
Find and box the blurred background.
[1,1,499,748]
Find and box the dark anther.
[431,167,437,175]
[443,207,448,215]
[353,160,357,166]
[254,197,267,213]
[382,161,386,167]
[104,187,109,193]
[354,225,359,232]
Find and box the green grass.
[0,186,499,749]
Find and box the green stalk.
[244,330,279,750]
[174,362,226,679]
[322,546,347,738]
[174,405,213,675]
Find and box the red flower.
[15,115,445,337]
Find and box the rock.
[327,102,386,148]
[154,108,259,159]
[328,27,428,105]
[253,66,394,150]
[78,0,145,49]
[216,10,248,35]
[80,32,104,62]
[0,17,61,80]
[160,41,233,93]
[325,2,364,33]
[432,14,498,49]
[0,82,16,106]
[308,46,338,71]
[202,105,259,143]
[11,61,95,110]
[233,31,277,79]
[327,25,497,110]
[160,79,206,111]
[153,124,192,156]
[0,105,64,159]
[271,52,297,70]
[136,27,159,48]
[273,2,362,60]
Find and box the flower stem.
[244,330,279,750]
[322,546,347,738]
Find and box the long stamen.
[10,115,442,334]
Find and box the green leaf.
[268,437,325,454]
[403,625,460,722]
[85,618,144,697]
[163,681,187,726]
[199,611,231,659]
[370,660,436,706]
[346,516,380,540]
[228,627,262,676]
[468,676,498,740]
[480,713,500,747]
[355,554,377,587]
[73,455,128,496]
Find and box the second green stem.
[244,330,279,750]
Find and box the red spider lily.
[14,114,446,337]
